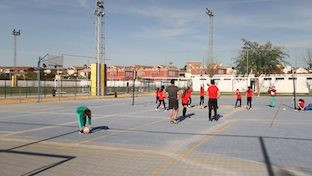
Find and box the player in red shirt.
[297,99,305,111]
[180,89,190,117]
[234,89,242,108]
[155,86,166,111]
[186,87,192,107]
[246,86,253,110]
[207,80,220,121]
[155,88,160,104]
[200,86,205,107]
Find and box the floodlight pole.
[292,67,297,109]
[94,0,105,96]
[37,53,49,103]
[243,46,250,87]
[132,71,136,106]
[205,8,214,65]
[12,29,21,67]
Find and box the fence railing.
[0,79,157,99]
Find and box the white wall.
[191,74,312,93]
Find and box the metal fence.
[0,79,162,99]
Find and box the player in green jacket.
[76,106,92,134]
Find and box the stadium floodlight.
[94,0,105,96]
[12,29,21,67]
[205,8,214,65]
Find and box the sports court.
[0,96,311,176]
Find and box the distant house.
[296,67,309,74]
[65,66,89,79]
[185,61,206,75]
[0,66,35,77]
[143,64,179,80]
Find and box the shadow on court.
[0,130,78,176]
[91,125,109,133]
[176,113,195,123]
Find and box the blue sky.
[0,0,311,68]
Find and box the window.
[276,78,284,80]
[307,77,312,80]
[288,77,297,80]
[224,78,231,80]
[264,78,272,80]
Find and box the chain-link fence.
[0,78,191,99]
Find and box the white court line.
[0,109,154,138]
[0,113,31,120]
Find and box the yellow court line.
[144,118,240,176]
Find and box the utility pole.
[12,29,21,67]
[205,8,214,65]
[292,67,297,109]
[94,0,105,96]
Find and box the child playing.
[156,86,166,111]
[181,89,190,117]
[155,88,160,104]
[235,89,242,108]
[268,86,277,107]
[297,99,305,111]
[199,86,205,107]
[186,87,193,107]
[76,106,92,134]
[246,87,253,110]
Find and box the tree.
[304,49,312,71]
[234,39,288,95]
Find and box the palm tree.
[234,39,288,95]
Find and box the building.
[143,65,179,80]
[185,61,206,75]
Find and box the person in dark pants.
[155,86,166,111]
[246,86,253,110]
[155,88,160,104]
[180,89,189,117]
[186,87,192,107]
[207,80,220,121]
[199,86,205,107]
[234,89,242,108]
[165,79,179,123]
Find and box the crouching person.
[297,99,305,111]
[76,106,92,134]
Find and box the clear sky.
[0,0,311,68]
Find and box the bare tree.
[304,49,312,71]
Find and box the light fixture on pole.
[205,8,214,66]
[12,29,21,67]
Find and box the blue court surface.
[0,96,312,176]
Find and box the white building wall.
[191,74,312,93]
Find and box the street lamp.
[12,29,21,67]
